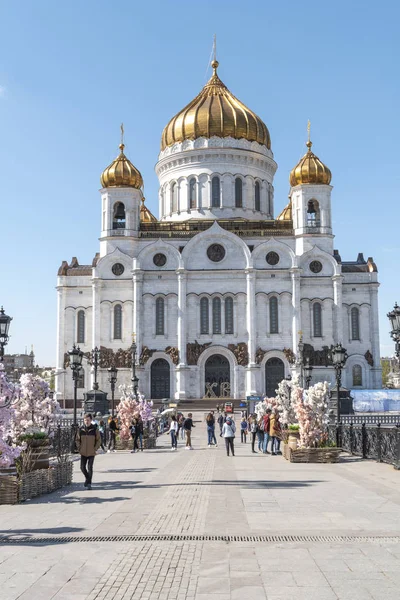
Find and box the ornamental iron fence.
[328,422,400,469]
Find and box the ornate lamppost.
[68,344,84,449]
[331,343,348,423]
[387,302,400,360]
[91,346,101,390]
[108,365,118,417]
[304,357,313,389]
[131,336,139,399]
[0,307,12,361]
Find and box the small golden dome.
[290,141,331,187]
[101,143,143,189]
[140,198,157,223]
[161,61,270,151]
[276,199,292,221]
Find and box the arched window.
[313,303,322,337]
[352,365,362,386]
[225,297,234,334]
[171,182,177,212]
[113,202,126,229]
[200,297,209,334]
[189,178,196,209]
[77,310,85,344]
[255,181,261,211]
[351,307,360,340]
[77,368,85,389]
[212,297,221,334]
[235,178,243,208]
[307,200,320,227]
[114,305,122,340]
[211,176,220,207]
[269,297,278,334]
[156,298,164,335]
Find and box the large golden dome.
[101,143,143,189]
[161,60,271,151]
[290,141,331,187]
[140,198,157,223]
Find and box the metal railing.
[340,414,400,426]
[328,422,400,469]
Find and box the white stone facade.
[56,137,382,402]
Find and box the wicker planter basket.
[26,439,50,471]
[0,461,73,505]
[283,442,342,463]
[115,436,156,451]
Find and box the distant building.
[3,349,35,381]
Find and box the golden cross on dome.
[120,123,124,145]
[213,33,217,62]
[306,120,312,150]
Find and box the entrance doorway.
[265,357,285,397]
[151,358,170,399]
[204,354,230,398]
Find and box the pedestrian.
[178,414,185,440]
[222,416,236,456]
[137,416,144,451]
[270,410,282,455]
[240,417,248,443]
[107,416,118,452]
[210,411,218,446]
[256,418,264,452]
[262,409,272,454]
[206,412,215,447]
[183,413,195,449]
[218,412,224,437]
[130,418,139,453]
[76,413,101,490]
[249,415,258,453]
[167,415,178,451]
[98,419,106,452]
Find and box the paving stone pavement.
[0,411,399,600]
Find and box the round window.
[266,251,280,266]
[112,263,125,276]
[207,244,226,262]
[153,253,167,267]
[310,260,323,273]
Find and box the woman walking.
[98,419,106,452]
[256,418,264,452]
[168,415,178,451]
[270,410,282,455]
[222,416,236,457]
[206,412,216,447]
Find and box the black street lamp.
[0,307,12,361]
[330,342,348,423]
[387,302,400,360]
[131,338,139,399]
[108,365,118,418]
[91,346,101,390]
[68,344,84,436]
[304,357,313,389]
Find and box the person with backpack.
[222,416,236,456]
[240,417,248,443]
[183,413,195,449]
[167,415,178,451]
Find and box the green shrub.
[288,424,299,431]
[18,432,49,442]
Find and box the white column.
[133,268,143,355]
[369,284,382,388]
[177,269,187,365]
[55,286,66,401]
[245,268,257,395]
[91,279,101,389]
[291,268,301,353]
[332,275,344,343]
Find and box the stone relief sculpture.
[165,346,180,365]
[283,347,296,365]
[364,350,374,367]
[139,346,156,366]
[227,342,248,366]
[255,347,266,365]
[187,340,212,365]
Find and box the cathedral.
[56,57,382,402]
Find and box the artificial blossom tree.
[116,385,153,441]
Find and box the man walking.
[183,413,195,449]
[218,412,224,437]
[222,416,236,456]
[107,416,118,452]
[76,413,101,490]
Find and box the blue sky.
[0,0,399,366]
